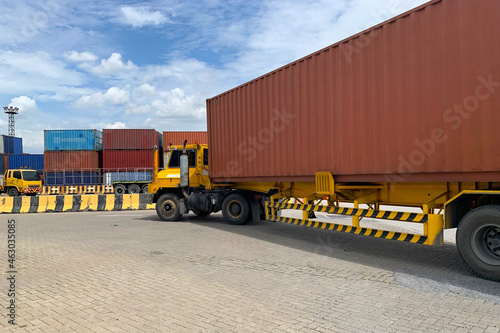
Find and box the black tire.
[456,205,500,281]
[142,184,149,193]
[114,184,126,195]
[156,193,182,221]
[192,207,211,218]
[222,193,251,225]
[127,184,141,194]
[7,188,19,197]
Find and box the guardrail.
[0,194,155,214]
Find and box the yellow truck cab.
[1,169,42,196]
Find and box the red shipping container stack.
[103,129,162,150]
[103,129,162,171]
[163,131,207,146]
[44,151,102,171]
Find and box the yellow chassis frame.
[258,172,500,247]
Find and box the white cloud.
[8,96,38,123]
[64,50,98,62]
[151,88,206,119]
[81,53,136,76]
[120,7,168,27]
[10,96,37,112]
[0,51,85,95]
[126,104,151,115]
[75,86,130,107]
[104,122,128,129]
[137,83,156,96]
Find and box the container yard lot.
[1,210,499,332]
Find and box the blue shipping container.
[1,135,23,154]
[0,154,5,173]
[8,154,44,170]
[44,130,103,151]
[104,172,152,185]
[44,171,101,186]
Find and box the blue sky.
[0,0,428,153]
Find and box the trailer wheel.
[7,188,19,197]
[127,184,141,194]
[156,193,182,221]
[114,184,126,195]
[142,184,149,193]
[222,193,251,225]
[456,205,500,281]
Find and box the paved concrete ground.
[1,210,499,332]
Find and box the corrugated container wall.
[0,154,5,173]
[44,172,100,186]
[1,135,23,154]
[103,150,158,171]
[44,151,102,171]
[163,131,208,146]
[207,0,500,183]
[103,129,162,150]
[8,154,44,171]
[104,172,152,185]
[44,130,102,151]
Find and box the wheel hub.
[228,200,242,218]
[485,227,500,257]
[162,201,175,215]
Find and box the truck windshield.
[168,150,197,168]
[22,171,41,181]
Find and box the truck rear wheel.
[114,184,126,195]
[142,184,149,193]
[156,193,182,221]
[127,184,141,194]
[456,205,500,281]
[222,193,251,225]
[7,188,19,197]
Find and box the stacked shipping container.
[8,154,44,171]
[0,135,23,174]
[163,131,207,146]
[162,131,207,167]
[102,129,162,183]
[44,130,103,185]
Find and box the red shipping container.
[163,131,208,146]
[103,129,162,150]
[207,0,500,183]
[44,151,102,171]
[103,150,160,171]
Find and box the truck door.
[11,170,22,190]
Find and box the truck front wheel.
[156,193,182,221]
[7,188,20,197]
[456,205,500,281]
[222,193,251,225]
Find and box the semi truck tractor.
[149,0,500,281]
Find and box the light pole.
[3,106,19,136]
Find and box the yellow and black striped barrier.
[265,201,444,246]
[0,194,154,214]
[267,202,428,222]
[41,185,115,195]
[268,215,428,244]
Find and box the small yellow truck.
[0,169,42,196]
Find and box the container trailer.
[148,0,500,281]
